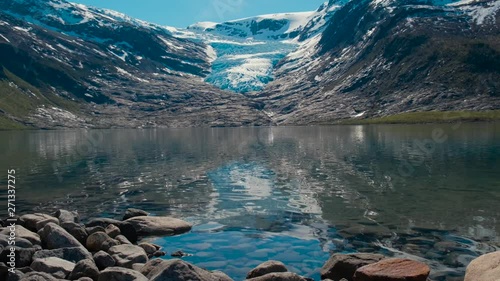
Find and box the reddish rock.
[354,258,430,281]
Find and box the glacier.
[173,12,323,94]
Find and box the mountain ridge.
[0,0,499,129]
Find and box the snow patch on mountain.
[450,0,500,25]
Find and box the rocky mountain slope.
[0,0,499,129]
[0,0,270,129]
[256,0,500,124]
[177,11,338,94]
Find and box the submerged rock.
[247,260,288,279]
[98,267,148,281]
[125,216,192,236]
[321,253,385,281]
[353,258,430,281]
[465,251,500,281]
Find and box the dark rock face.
[0,247,38,267]
[321,253,385,281]
[93,251,116,270]
[68,259,100,281]
[259,0,500,124]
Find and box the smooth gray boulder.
[30,257,76,279]
[93,250,115,270]
[321,253,385,281]
[68,259,100,281]
[108,245,148,268]
[32,247,93,264]
[38,223,83,249]
[247,261,288,279]
[0,234,33,248]
[144,259,231,281]
[125,216,192,236]
[123,209,149,221]
[61,222,88,245]
[0,225,41,245]
[35,219,59,232]
[105,225,121,238]
[86,226,106,236]
[138,243,157,256]
[115,235,132,245]
[19,214,59,232]
[97,267,148,281]
[465,251,500,281]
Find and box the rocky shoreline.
[0,209,498,281]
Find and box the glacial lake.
[1,124,499,280]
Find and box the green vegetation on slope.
[0,67,81,130]
[337,110,500,125]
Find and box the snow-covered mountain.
[188,12,315,41]
[0,0,498,129]
[0,0,270,129]
[178,8,342,94]
[257,0,500,124]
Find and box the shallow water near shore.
[1,123,499,280]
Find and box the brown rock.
[354,258,430,281]
[105,225,121,239]
[247,260,288,279]
[321,253,385,281]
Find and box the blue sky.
[71,0,327,27]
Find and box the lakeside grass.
[336,110,500,125]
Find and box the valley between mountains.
[0,0,499,129]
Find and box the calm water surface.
[1,124,499,280]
